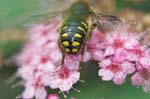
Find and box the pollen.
[62,41,69,46]
[72,41,80,46]
[74,33,82,38]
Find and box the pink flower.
[70,97,76,99]
[131,49,150,93]
[47,94,60,99]
[98,58,135,85]
[22,76,47,99]
[49,67,80,92]
[131,68,150,93]
[92,28,140,85]
[84,28,104,62]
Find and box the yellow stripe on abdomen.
[62,41,69,46]
[62,26,68,30]
[72,48,78,53]
[77,26,86,33]
[62,33,68,37]
[65,48,70,52]
[81,21,88,29]
[72,41,80,46]
[74,33,82,38]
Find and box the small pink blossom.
[85,28,104,62]
[70,97,76,99]
[49,67,80,91]
[131,49,150,93]
[47,94,60,99]
[98,58,135,85]
[22,77,47,99]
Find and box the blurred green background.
[0,0,150,99]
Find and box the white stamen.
[59,90,67,98]
[79,79,85,83]
[11,81,24,88]
[5,73,17,85]
[16,94,21,99]
[72,87,80,93]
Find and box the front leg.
[58,39,65,66]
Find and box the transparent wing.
[37,0,77,11]
[20,11,63,27]
[93,13,123,33]
[18,0,76,27]
[140,29,150,48]
[89,0,115,13]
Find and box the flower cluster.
[85,27,150,92]
[16,17,150,99]
[16,17,81,99]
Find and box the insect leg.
[58,39,66,66]
[81,43,87,63]
[81,28,93,62]
[61,53,65,65]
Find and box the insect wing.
[20,11,63,27]
[19,0,75,27]
[94,13,123,33]
[140,29,150,48]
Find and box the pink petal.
[18,67,33,80]
[104,47,114,56]
[70,97,76,99]
[48,94,60,99]
[47,42,58,49]
[139,57,150,68]
[124,38,138,49]
[126,53,138,61]
[65,61,80,71]
[35,88,47,99]
[99,59,111,68]
[113,49,128,62]
[93,50,104,61]
[121,61,136,74]
[113,72,126,85]
[142,80,150,93]
[98,69,114,80]
[83,52,92,62]
[59,80,73,91]
[131,72,143,86]
[41,74,52,86]
[50,49,62,63]
[44,62,56,72]
[70,71,80,83]
[49,77,61,89]
[22,84,35,99]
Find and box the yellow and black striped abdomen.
[60,18,88,54]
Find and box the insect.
[59,0,122,64]
[22,0,123,65]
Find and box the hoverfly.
[21,0,123,65]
